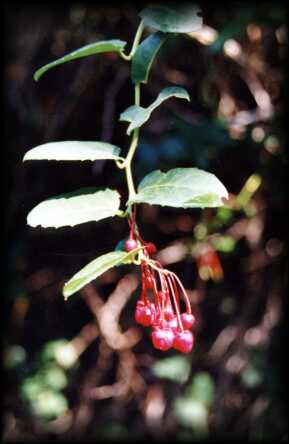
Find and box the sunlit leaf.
[21,377,43,400]
[211,235,236,253]
[174,398,208,432]
[27,188,121,228]
[31,390,68,420]
[152,356,190,383]
[185,372,215,408]
[42,365,68,391]
[41,340,70,362]
[23,141,124,162]
[139,3,203,33]
[129,168,228,208]
[120,86,190,135]
[63,250,136,299]
[131,31,167,84]
[34,39,127,81]
[54,343,78,368]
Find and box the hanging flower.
[125,212,196,353]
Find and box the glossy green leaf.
[120,86,190,135]
[63,250,135,298]
[23,141,124,162]
[129,168,228,208]
[27,188,121,228]
[131,31,167,84]
[139,3,202,33]
[34,39,127,81]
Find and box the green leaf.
[23,141,124,162]
[129,168,228,208]
[120,86,190,135]
[152,356,190,383]
[41,340,70,362]
[139,3,202,33]
[63,251,135,299]
[211,235,236,253]
[31,390,68,420]
[131,31,167,84]
[185,372,215,408]
[34,39,127,81]
[27,188,121,228]
[41,365,68,391]
[174,398,208,433]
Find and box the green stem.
[118,21,144,214]
[120,20,144,61]
[124,84,141,204]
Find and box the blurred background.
[3,2,288,441]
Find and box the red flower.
[127,212,197,353]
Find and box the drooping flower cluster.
[124,210,196,353]
[125,232,195,352]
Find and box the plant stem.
[134,81,140,106]
[121,20,144,61]
[124,83,141,203]
[119,21,144,211]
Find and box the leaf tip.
[33,70,40,82]
[63,283,72,300]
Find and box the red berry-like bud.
[146,242,157,255]
[135,305,155,327]
[173,330,194,353]
[180,313,196,330]
[152,328,174,351]
[164,304,175,321]
[165,316,178,331]
[125,239,138,252]
[151,309,163,330]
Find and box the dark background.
[2,2,288,441]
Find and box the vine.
[23,4,228,353]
